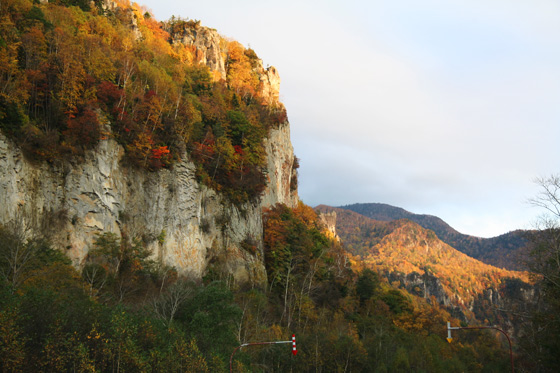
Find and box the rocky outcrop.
[318,211,339,241]
[100,0,142,40]
[389,271,452,306]
[472,279,538,336]
[168,24,281,105]
[170,26,227,81]
[388,271,468,322]
[262,123,298,208]
[259,64,281,106]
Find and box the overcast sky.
[140,0,560,238]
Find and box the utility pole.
[447,321,514,373]
[229,334,297,372]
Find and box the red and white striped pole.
[292,334,297,355]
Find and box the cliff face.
[169,24,281,106]
[0,124,296,285]
[0,20,298,285]
[317,211,339,241]
[471,279,539,339]
[170,26,227,81]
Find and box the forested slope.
[340,203,529,270]
[0,203,517,372]
[316,205,531,311]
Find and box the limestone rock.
[318,211,339,241]
[172,26,227,81]
[0,115,297,285]
[168,24,281,104]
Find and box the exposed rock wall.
[318,211,339,241]
[171,26,228,81]
[0,119,297,284]
[471,279,539,339]
[259,64,281,106]
[388,271,468,322]
[169,24,281,105]
[389,271,452,307]
[262,123,298,208]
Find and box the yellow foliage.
[226,41,260,97]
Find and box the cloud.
[141,0,560,236]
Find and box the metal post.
[447,322,514,373]
[230,338,295,372]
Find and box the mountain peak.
[337,203,528,270]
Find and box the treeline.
[0,0,286,205]
[0,204,515,372]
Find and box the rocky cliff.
[317,210,339,241]
[388,271,467,322]
[471,278,539,339]
[0,14,298,285]
[0,121,296,285]
[168,23,282,106]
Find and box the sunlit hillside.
[340,202,529,270]
[316,205,531,307]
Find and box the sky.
[139,0,560,238]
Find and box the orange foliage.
[226,41,260,98]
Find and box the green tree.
[0,304,26,371]
[0,219,67,291]
[179,281,241,358]
[356,268,380,304]
[85,232,157,304]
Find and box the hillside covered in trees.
[0,202,522,372]
[340,203,529,270]
[315,205,532,318]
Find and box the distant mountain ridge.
[338,203,529,271]
[314,205,531,320]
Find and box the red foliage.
[151,145,170,159]
[147,145,173,170]
[96,81,122,109]
[63,106,101,153]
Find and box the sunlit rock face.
[169,24,282,105]
[317,211,340,241]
